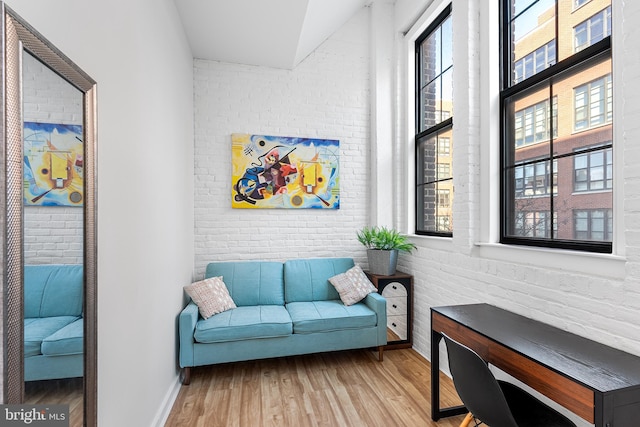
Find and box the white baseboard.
[150,374,182,427]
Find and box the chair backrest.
[443,334,519,427]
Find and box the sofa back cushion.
[24,264,83,318]
[205,261,284,306]
[284,258,355,303]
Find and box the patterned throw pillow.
[329,265,377,306]
[184,276,237,319]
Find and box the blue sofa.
[24,264,84,381]
[179,258,387,384]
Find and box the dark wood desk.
[431,304,640,427]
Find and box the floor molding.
[151,373,182,427]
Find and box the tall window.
[416,4,453,236]
[501,0,612,253]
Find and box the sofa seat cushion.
[286,300,377,334]
[194,305,292,344]
[24,316,79,357]
[41,318,83,356]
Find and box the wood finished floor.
[25,378,83,427]
[166,348,465,427]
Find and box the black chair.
[442,334,577,427]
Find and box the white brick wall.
[193,8,372,279]
[22,52,83,265]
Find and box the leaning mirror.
[1,3,97,426]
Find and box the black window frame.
[415,3,453,237]
[500,0,612,253]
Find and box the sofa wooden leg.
[378,346,384,362]
[181,367,191,385]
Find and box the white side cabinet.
[365,271,413,349]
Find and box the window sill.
[571,121,612,136]
[571,189,612,195]
[473,242,626,279]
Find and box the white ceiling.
[173,0,369,69]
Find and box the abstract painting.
[232,133,340,209]
[24,122,84,206]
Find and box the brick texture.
[23,52,83,265]
[193,9,371,279]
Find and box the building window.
[436,216,451,230]
[515,211,556,238]
[514,98,558,147]
[438,164,450,180]
[416,4,453,236]
[574,7,611,53]
[438,137,451,155]
[501,0,612,253]
[574,0,591,8]
[574,209,612,241]
[437,189,451,208]
[515,158,557,197]
[574,145,612,192]
[574,75,612,131]
[514,41,556,84]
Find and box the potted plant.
[357,226,417,275]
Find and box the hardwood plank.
[24,378,83,427]
[166,348,465,427]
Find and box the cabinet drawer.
[388,315,407,335]
[382,282,407,298]
[386,296,407,315]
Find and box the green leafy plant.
[356,226,417,253]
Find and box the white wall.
[193,8,372,279]
[395,0,639,425]
[8,1,195,426]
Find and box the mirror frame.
[1,4,97,425]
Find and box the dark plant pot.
[367,249,398,276]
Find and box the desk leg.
[431,328,468,420]
[431,329,442,420]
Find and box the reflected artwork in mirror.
[0,3,97,426]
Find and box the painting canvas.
[24,122,84,206]
[232,133,340,209]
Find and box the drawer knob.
[392,323,397,327]
[392,304,397,308]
